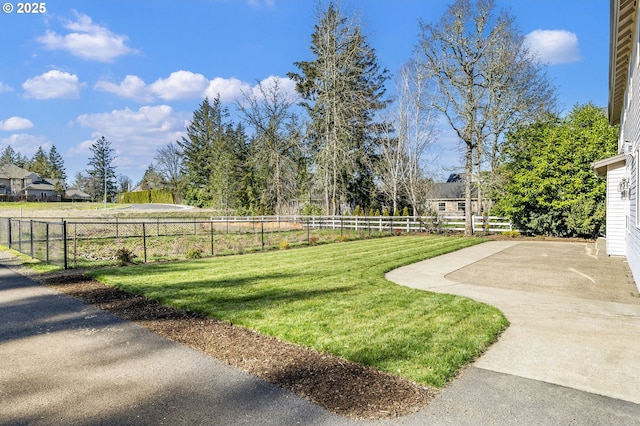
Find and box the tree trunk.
[465,145,474,236]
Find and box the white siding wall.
[606,164,626,255]
[623,14,640,290]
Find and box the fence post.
[63,221,68,270]
[306,219,310,245]
[73,223,77,268]
[45,223,50,263]
[210,220,214,256]
[30,220,34,258]
[7,219,11,248]
[142,223,147,263]
[261,219,265,251]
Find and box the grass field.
[88,235,508,388]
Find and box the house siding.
[622,11,640,290]
[606,163,626,255]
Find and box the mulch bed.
[28,269,436,419]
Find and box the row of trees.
[151,1,559,228]
[147,3,454,216]
[0,145,66,183]
[137,0,616,239]
[1,1,616,239]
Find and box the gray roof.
[23,182,57,191]
[65,189,92,199]
[0,164,38,180]
[428,182,478,200]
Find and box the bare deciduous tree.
[155,141,184,202]
[238,78,303,215]
[378,62,436,215]
[415,0,555,235]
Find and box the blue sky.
[0,0,609,184]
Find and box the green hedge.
[117,189,174,204]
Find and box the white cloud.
[94,75,154,102]
[0,134,51,156]
[250,75,298,101]
[0,82,12,93]
[23,70,84,99]
[0,117,34,131]
[150,70,210,101]
[524,29,581,65]
[37,11,137,62]
[94,71,298,106]
[73,105,188,176]
[205,77,252,103]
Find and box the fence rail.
[0,215,514,269]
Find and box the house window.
[457,202,465,212]
[438,202,445,211]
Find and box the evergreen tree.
[495,104,617,237]
[47,145,67,182]
[138,164,164,190]
[288,2,389,214]
[178,96,245,210]
[0,146,18,166]
[87,136,117,202]
[30,147,49,177]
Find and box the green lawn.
[88,235,508,388]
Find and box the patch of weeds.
[502,230,521,238]
[279,240,291,250]
[186,248,203,259]
[115,247,135,266]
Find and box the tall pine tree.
[288,2,389,214]
[87,136,117,203]
[178,96,246,210]
[47,145,67,182]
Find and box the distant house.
[425,174,489,215]
[0,163,69,201]
[65,188,92,201]
[592,0,640,291]
[0,164,39,196]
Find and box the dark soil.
[25,268,436,419]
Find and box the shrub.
[279,240,291,250]
[186,248,203,259]
[115,247,134,266]
[501,230,521,238]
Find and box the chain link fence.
[0,215,514,269]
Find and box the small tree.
[87,136,117,204]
